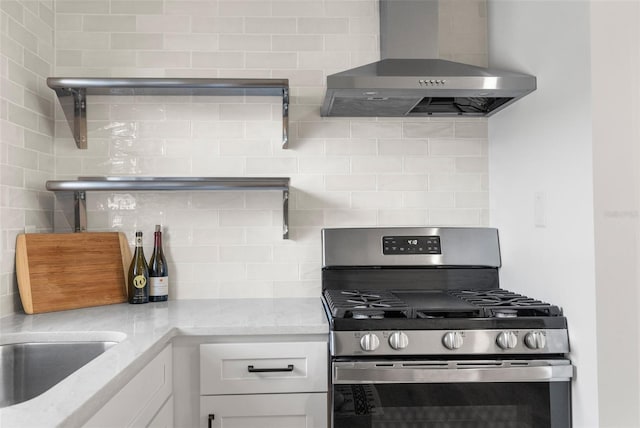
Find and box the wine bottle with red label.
[149,225,169,302]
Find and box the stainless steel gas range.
[321,227,574,428]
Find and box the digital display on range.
[382,236,441,255]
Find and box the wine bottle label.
[150,277,169,296]
[133,275,147,289]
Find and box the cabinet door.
[148,396,174,428]
[84,344,173,428]
[200,393,327,428]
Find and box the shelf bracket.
[74,191,87,232]
[282,88,289,149]
[55,88,87,149]
[282,189,289,239]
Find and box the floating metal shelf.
[46,77,290,149]
[46,177,291,239]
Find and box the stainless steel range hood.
[321,0,536,117]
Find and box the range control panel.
[382,236,441,255]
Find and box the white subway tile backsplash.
[352,191,403,209]
[429,209,483,226]
[247,263,298,281]
[136,51,190,68]
[220,104,272,120]
[403,121,455,139]
[110,0,164,15]
[192,16,244,34]
[246,157,297,174]
[378,209,428,226]
[403,191,455,209]
[38,0,490,305]
[404,157,456,174]
[429,174,484,192]
[245,17,297,34]
[164,1,218,16]
[192,51,244,69]
[219,34,271,51]
[454,120,488,138]
[1,1,23,22]
[325,138,377,155]
[298,121,350,139]
[326,1,376,17]
[84,50,136,67]
[136,15,190,33]
[56,31,109,50]
[429,138,487,156]
[378,139,428,155]
[351,121,402,139]
[272,1,325,17]
[325,174,376,191]
[220,245,272,262]
[324,34,377,51]
[455,192,489,209]
[298,52,350,70]
[377,174,428,191]
[289,209,324,226]
[455,157,488,173]
[323,208,377,226]
[272,35,323,52]
[351,156,403,174]
[55,0,109,14]
[8,18,38,53]
[298,17,348,34]
[298,156,349,174]
[164,34,219,51]
[245,52,297,69]
[111,33,163,50]
[219,1,271,17]
[82,15,136,32]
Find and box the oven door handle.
[333,360,574,384]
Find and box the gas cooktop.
[322,288,566,331]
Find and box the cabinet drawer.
[200,341,327,395]
[200,393,327,428]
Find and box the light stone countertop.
[0,298,329,428]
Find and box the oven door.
[332,359,573,428]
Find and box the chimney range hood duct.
[321,0,536,117]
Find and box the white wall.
[0,0,55,316]
[487,1,599,426]
[50,0,491,302]
[592,1,640,426]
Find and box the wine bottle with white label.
[128,231,149,304]
[149,225,168,302]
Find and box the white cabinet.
[84,344,173,428]
[199,341,328,428]
[201,393,326,428]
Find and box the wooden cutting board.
[16,232,131,314]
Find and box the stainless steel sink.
[0,341,117,408]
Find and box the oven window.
[333,382,570,428]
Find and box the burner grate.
[323,289,409,319]
[449,289,563,317]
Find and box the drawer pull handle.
[208,414,215,428]
[247,364,294,373]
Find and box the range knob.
[360,333,380,352]
[524,331,547,349]
[389,331,409,350]
[442,331,464,350]
[496,331,518,350]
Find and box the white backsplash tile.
[0,0,488,310]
